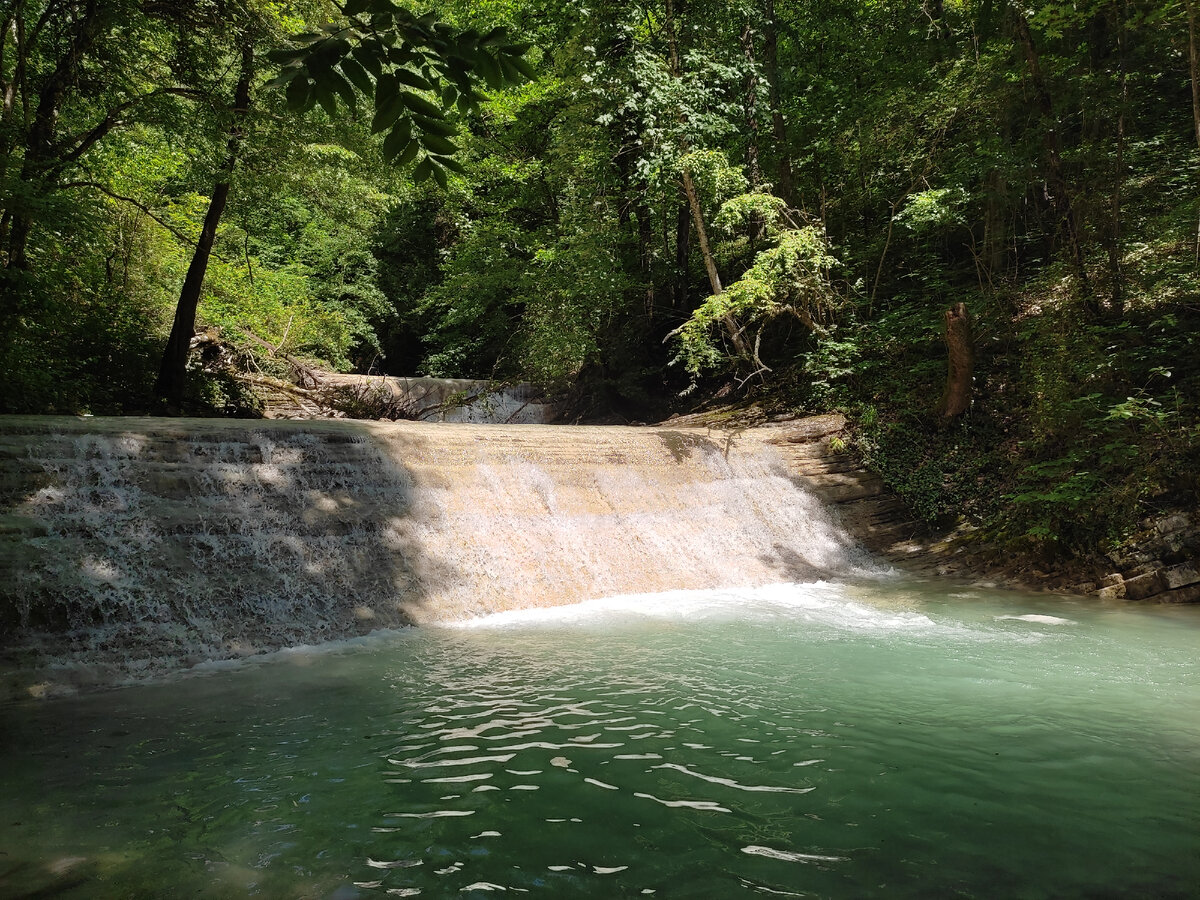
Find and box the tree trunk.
[681,166,748,355]
[741,17,766,248]
[761,0,794,207]
[1187,0,1200,263]
[937,303,973,419]
[1190,0,1200,151]
[681,169,722,298]
[154,45,253,406]
[666,0,748,358]
[674,202,690,306]
[741,20,763,190]
[635,195,654,318]
[1107,3,1126,314]
[983,168,1007,276]
[5,0,104,273]
[1013,12,1095,311]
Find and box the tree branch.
[51,86,205,175]
[60,180,194,246]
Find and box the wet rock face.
[760,418,1199,605]
[759,416,916,555]
[0,415,874,686]
[1101,514,1200,604]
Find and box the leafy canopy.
[267,0,535,187]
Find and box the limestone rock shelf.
[0,415,876,689]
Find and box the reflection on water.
[2,580,1199,898]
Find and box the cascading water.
[2,417,1198,899]
[0,416,873,683]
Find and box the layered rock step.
[0,415,875,680]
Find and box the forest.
[0,0,1197,566]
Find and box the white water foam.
[995,614,1076,625]
[452,581,953,636]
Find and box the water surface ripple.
[2,581,1199,898]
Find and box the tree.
[155,45,255,404]
[0,1,196,282]
[152,0,534,405]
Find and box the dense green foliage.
[1,0,1197,561]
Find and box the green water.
[2,580,1199,898]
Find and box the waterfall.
[0,417,876,680]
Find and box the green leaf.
[394,68,434,92]
[420,132,458,156]
[372,91,406,133]
[375,70,397,98]
[436,155,467,175]
[307,38,351,74]
[267,47,307,64]
[352,43,383,76]
[430,163,448,189]
[340,57,374,96]
[479,26,509,47]
[497,56,521,83]
[263,66,301,90]
[285,75,313,111]
[382,122,411,161]
[507,54,536,81]
[315,85,339,118]
[326,70,357,112]
[474,51,503,89]
[412,114,457,137]
[396,137,421,167]
[399,90,443,119]
[413,157,434,183]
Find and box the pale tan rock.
[1123,571,1167,601]
[1163,563,1200,590]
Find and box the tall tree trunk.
[674,202,690,306]
[681,165,747,355]
[1107,3,1126,313]
[0,10,24,178]
[1013,12,1095,312]
[761,0,794,207]
[741,19,763,190]
[937,303,973,419]
[983,168,1007,276]
[681,168,723,298]
[741,17,766,248]
[635,194,655,318]
[1187,0,1200,263]
[0,9,23,256]
[4,0,103,273]
[154,45,253,406]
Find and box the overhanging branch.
[60,180,193,246]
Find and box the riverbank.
[671,404,1199,603]
[3,411,1194,702]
